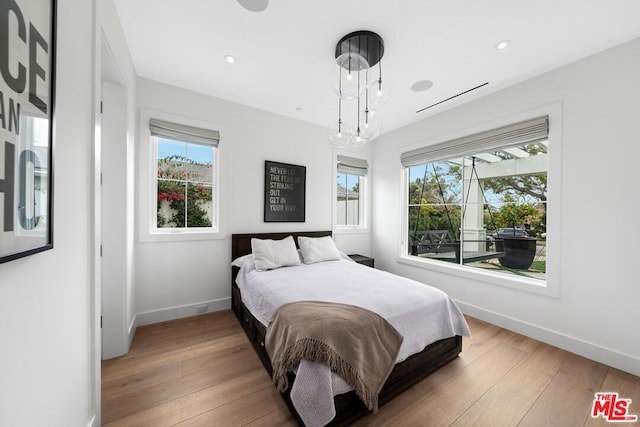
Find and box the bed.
[231,231,469,426]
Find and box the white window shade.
[337,155,369,176]
[150,118,220,147]
[401,116,548,167]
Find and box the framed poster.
[0,0,56,264]
[264,161,306,222]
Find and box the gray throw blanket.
[266,301,404,412]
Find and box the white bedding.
[235,255,470,426]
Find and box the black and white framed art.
[0,0,56,263]
[264,160,306,222]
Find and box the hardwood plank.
[456,319,509,367]
[102,310,640,427]
[498,328,542,353]
[451,342,568,426]
[352,319,516,426]
[241,407,297,427]
[103,369,271,427]
[102,346,262,423]
[173,380,294,426]
[102,333,247,383]
[180,339,254,376]
[105,312,240,366]
[351,354,462,426]
[102,361,182,401]
[519,353,609,427]
[368,342,528,426]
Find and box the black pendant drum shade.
[335,31,384,69]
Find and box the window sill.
[140,229,225,243]
[334,227,370,235]
[396,255,558,298]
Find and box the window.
[402,116,548,281]
[150,118,219,233]
[337,172,361,226]
[336,155,368,227]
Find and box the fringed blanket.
[265,301,403,412]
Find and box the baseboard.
[135,297,231,327]
[127,315,137,350]
[456,300,640,377]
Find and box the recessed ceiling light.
[224,55,236,64]
[411,80,434,92]
[495,40,511,50]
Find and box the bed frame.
[231,231,463,426]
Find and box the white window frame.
[138,109,224,242]
[333,153,369,233]
[398,104,562,297]
[336,172,365,228]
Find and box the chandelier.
[329,31,389,148]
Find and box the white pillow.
[298,236,341,264]
[230,254,252,268]
[251,235,301,271]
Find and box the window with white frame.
[336,155,368,227]
[402,116,548,281]
[150,118,219,232]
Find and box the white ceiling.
[113,0,640,136]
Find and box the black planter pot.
[495,237,537,269]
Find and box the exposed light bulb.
[328,125,354,147]
[370,79,390,106]
[333,53,368,100]
[352,132,366,147]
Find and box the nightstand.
[348,254,374,268]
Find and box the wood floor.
[102,310,640,426]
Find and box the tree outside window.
[407,141,548,280]
[156,138,215,229]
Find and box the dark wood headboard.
[231,231,332,261]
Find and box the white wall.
[134,78,371,325]
[0,0,96,425]
[371,38,640,376]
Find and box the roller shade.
[150,118,220,147]
[401,116,548,167]
[337,155,369,176]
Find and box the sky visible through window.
[408,161,539,206]
[157,138,213,164]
